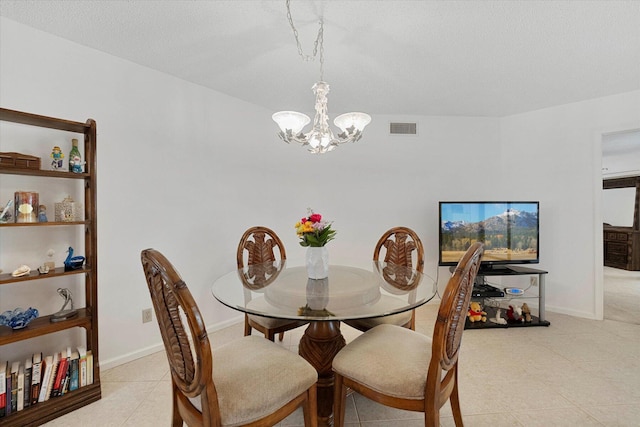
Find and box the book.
[86,350,94,385]
[17,365,24,411]
[5,367,11,416]
[30,352,42,406]
[62,346,72,395]
[45,353,60,401]
[77,346,87,388]
[69,351,79,392]
[37,355,53,403]
[51,356,66,398]
[10,361,19,413]
[23,357,32,409]
[0,360,7,418]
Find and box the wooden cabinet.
[0,108,100,426]
[603,227,640,270]
[603,176,640,271]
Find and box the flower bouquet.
[296,209,336,279]
[295,209,336,247]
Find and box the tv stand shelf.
[465,265,549,330]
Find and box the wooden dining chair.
[237,226,308,341]
[344,226,425,332]
[332,242,484,427]
[141,248,318,427]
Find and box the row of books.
[0,346,93,418]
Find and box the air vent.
[389,122,417,135]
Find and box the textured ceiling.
[1,0,639,117]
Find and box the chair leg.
[450,369,464,426]
[278,332,285,341]
[302,383,318,427]
[244,314,251,336]
[333,373,346,427]
[171,383,183,427]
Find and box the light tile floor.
[42,301,640,427]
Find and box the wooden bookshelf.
[0,107,100,425]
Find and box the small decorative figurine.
[64,246,85,271]
[50,288,78,322]
[38,204,48,222]
[44,248,56,270]
[51,145,64,169]
[68,138,85,173]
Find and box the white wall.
[500,91,640,319]
[603,187,636,227]
[2,17,640,368]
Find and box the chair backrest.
[140,249,220,420]
[373,226,425,272]
[431,242,484,372]
[237,226,286,268]
[237,226,287,290]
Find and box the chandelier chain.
[285,0,324,80]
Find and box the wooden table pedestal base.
[298,320,346,427]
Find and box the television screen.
[439,201,539,267]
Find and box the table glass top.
[212,261,437,321]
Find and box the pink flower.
[309,213,322,223]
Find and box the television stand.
[454,265,549,329]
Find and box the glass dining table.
[212,261,437,427]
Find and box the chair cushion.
[190,335,317,427]
[344,311,412,330]
[332,324,431,400]
[248,314,300,329]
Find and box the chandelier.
[272,0,371,154]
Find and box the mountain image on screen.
[440,207,538,264]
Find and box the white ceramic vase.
[306,246,329,279]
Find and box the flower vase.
[306,246,329,279]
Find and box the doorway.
[602,129,640,324]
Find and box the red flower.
[309,213,322,223]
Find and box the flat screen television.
[439,201,539,271]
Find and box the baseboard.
[545,304,599,320]
[99,315,244,371]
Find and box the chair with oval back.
[343,226,425,332]
[141,248,318,427]
[332,242,484,427]
[237,226,308,341]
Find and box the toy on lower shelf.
[467,301,487,323]
[507,305,524,324]
[489,307,507,325]
[521,303,532,323]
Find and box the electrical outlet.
[142,308,153,323]
[530,276,538,287]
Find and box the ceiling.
[1,0,639,117]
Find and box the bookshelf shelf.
[0,308,93,345]
[0,107,100,425]
[0,266,90,285]
[0,220,89,228]
[0,383,101,427]
[0,166,90,179]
